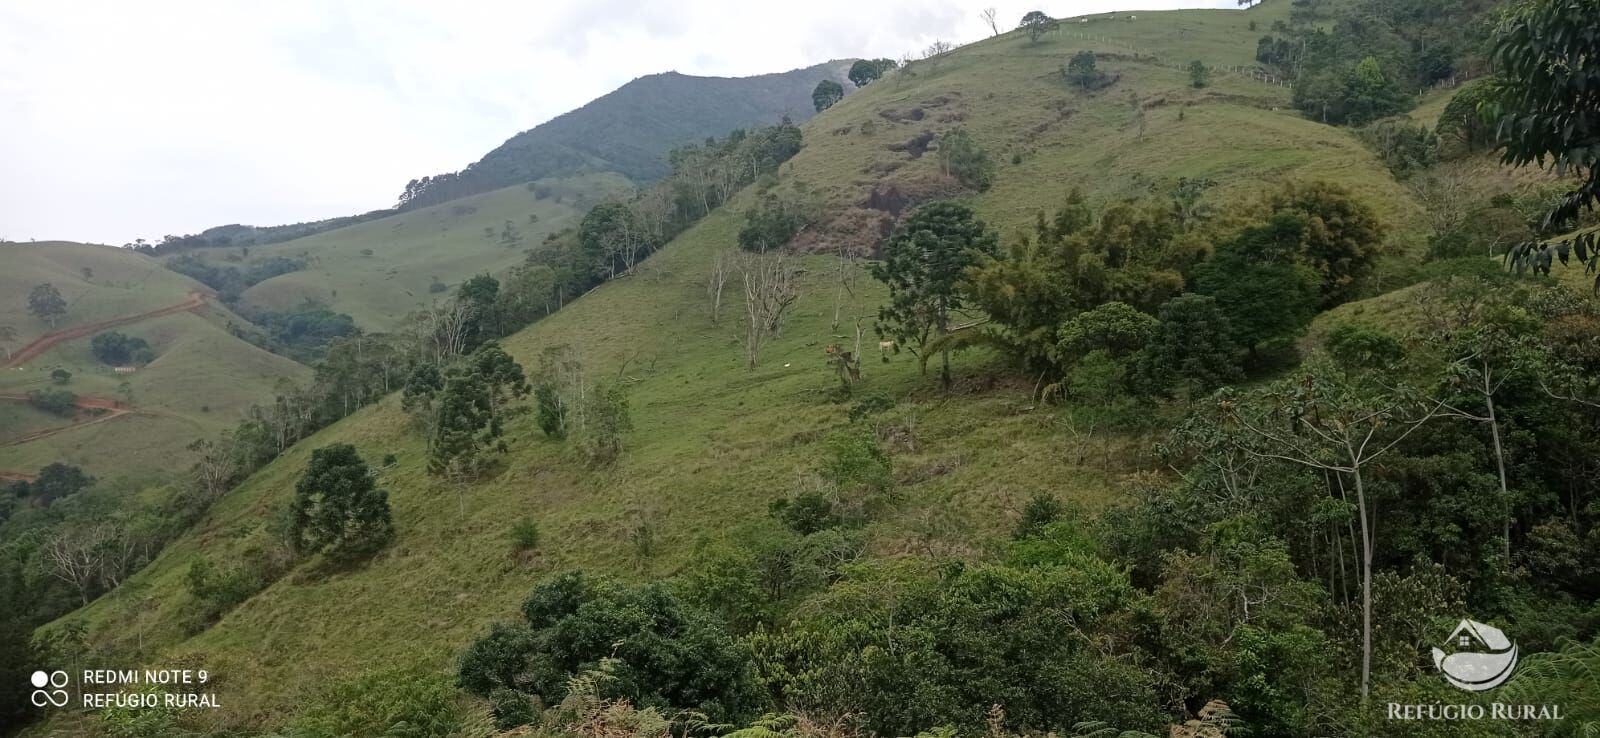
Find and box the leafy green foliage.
[286,667,464,738]
[812,80,844,113]
[1135,294,1241,399]
[1187,60,1210,88]
[578,382,632,468]
[1356,117,1438,178]
[1013,491,1063,539]
[27,283,66,326]
[1195,218,1321,361]
[1292,56,1411,127]
[1064,51,1100,90]
[89,331,155,366]
[848,59,898,87]
[1019,10,1059,43]
[26,388,77,417]
[489,687,537,731]
[290,444,394,562]
[738,191,813,252]
[1486,0,1600,227]
[871,202,999,387]
[1435,80,1496,157]
[458,571,759,719]
[936,128,994,192]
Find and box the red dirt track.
[0,291,208,369]
[0,393,135,447]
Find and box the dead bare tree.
[739,252,800,369]
[44,524,111,605]
[707,250,733,324]
[831,242,859,331]
[187,437,238,501]
[980,7,1000,36]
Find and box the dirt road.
[1,291,209,369]
[0,392,135,447]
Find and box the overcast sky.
[0,0,1236,245]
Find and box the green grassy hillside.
[780,5,1428,257]
[0,242,201,347]
[232,174,629,330]
[0,243,308,478]
[33,2,1476,733]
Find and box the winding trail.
[0,393,135,447]
[1,291,209,369]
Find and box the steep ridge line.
[0,393,136,447]
[1,291,210,369]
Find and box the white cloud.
[0,0,1234,244]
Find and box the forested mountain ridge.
[394,60,855,210]
[11,0,1600,736]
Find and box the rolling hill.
[396,61,856,210]
[0,242,309,479]
[25,2,1481,734]
[227,173,629,331]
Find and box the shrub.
[50,368,71,384]
[489,688,537,730]
[91,331,155,366]
[27,388,77,416]
[289,668,463,738]
[578,382,631,468]
[1014,492,1064,539]
[510,518,540,552]
[937,128,994,191]
[770,491,840,535]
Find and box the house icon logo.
[1431,619,1518,692]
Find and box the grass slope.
[786,3,1427,250]
[233,174,629,331]
[0,243,308,478]
[37,2,1452,732]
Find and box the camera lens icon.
[30,670,69,707]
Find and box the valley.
[4,1,1600,736]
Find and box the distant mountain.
[395,59,855,210]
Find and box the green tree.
[812,79,844,112]
[1219,357,1449,699]
[1435,80,1495,157]
[1065,51,1099,89]
[27,388,77,417]
[936,128,994,192]
[1262,181,1387,308]
[429,370,498,482]
[458,571,758,719]
[29,463,94,504]
[578,382,631,468]
[90,331,154,366]
[50,368,71,385]
[871,203,999,389]
[1053,301,1158,367]
[1486,0,1600,227]
[1195,216,1322,363]
[1013,491,1064,538]
[290,444,394,562]
[457,274,501,349]
[848,58,897,87]
[1135,294,1242,398]
[1019,10,1058,43]
[1187,60,1210,88]
[28,283,67,328]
